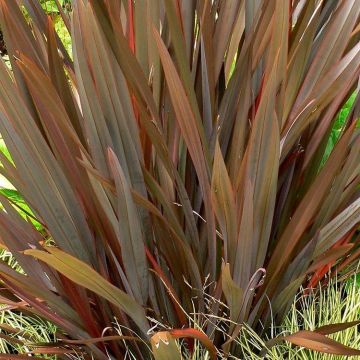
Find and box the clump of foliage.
[0,309,57,358]
[322,93,357,165]
[0,0,359,359]
[238,275,360,359]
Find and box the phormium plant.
[0,0,359,358]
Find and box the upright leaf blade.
[108,149,148,305]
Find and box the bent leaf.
[24,246,149,336]
[151,331,182,360]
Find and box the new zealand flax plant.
[0,0,359,358]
